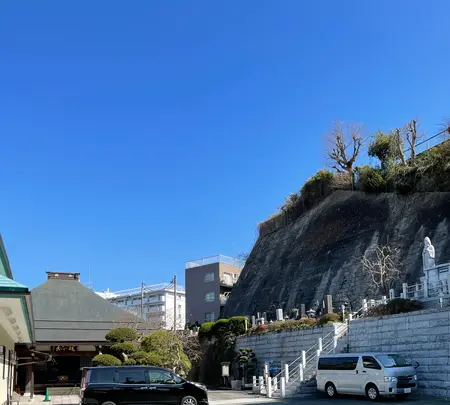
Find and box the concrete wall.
[236,324,336,373]
[346,308,450,398]
[0,324,15,405]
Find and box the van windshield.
[376,354,411,368]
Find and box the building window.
[205,292,215,302]
[178,294,182,300]
[204,272,215,283]
[205,312,215,322]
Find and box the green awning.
[0,274,29,293]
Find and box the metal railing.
[268,322,349,398]
[185,254,245,269]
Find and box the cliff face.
[223,191,450,317]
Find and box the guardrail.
[185,254,245,269]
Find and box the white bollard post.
[333,336,338,352]
[259,376,264,394]
[264,362,269,385]
[299,362,304,382]
[318,337,323,352]
[267,377,272,398]
[302,350,306,367]
[280,376,286,399]
[252,375,256,388]
[317,349,321,359]
[273,376,278,392]
[284,363,289,383]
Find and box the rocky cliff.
[223,191,450,317]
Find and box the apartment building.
[97,283,186,330]
[185,255,244,324]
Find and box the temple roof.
[31,274,146,343]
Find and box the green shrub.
[356,166,386,192]
[228,316,248,335]
[111,342,138,355]
[318,313,341,325]
[92,354,121,366]
[251,318,318,335]
[368,131,394,166]
[198,322,215,340]
[301,170,335,198]
[123,358,137,365]
[367,299,424,317]
[105,327,138,343]
[211,319,230,336]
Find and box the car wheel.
[325,382,337,398]
[181,396,198,405]
[396,394,409,400]
[366,384,379,401]
[101,402,117,405]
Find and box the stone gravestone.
[276,308,283,321]
[300,304,306,318]
[262,312,267,322]
[251,316,256,328]
[325,295,333,314]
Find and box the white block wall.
[347,308,450,398]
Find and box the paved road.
[207,390,447,405]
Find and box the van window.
[318,357,359,371]
[89,368,116,383]
[117,370,147,384]
[148,370,174,384]
[362,356,382,370]
[376,354,411,368]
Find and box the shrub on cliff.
[318,313,341,325]
[198,322,215,340]
[356,166,387,192]
[250,318,319,335]
[366,298,424,317]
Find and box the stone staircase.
[267,322,349,399]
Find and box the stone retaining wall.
[346,308,450,398]
[236,324,336,373]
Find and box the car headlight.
[384,377,398,382]
[193,382,207,391]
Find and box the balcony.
[185,254,245,269]
[220,293,230,305]
[220,277,236,287]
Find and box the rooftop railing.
[185,254,245,269]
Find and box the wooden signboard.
[51,346,78,353]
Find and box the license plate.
[404,388,411,393]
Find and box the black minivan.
[80,366,208,405]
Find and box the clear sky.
[1,1,449,290]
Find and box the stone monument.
[423,236,436,271]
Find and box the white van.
[316,353,418,400]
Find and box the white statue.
[422,237,436,270]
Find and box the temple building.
[0,236,33,405]
[16,271,150,396]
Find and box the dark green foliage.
[105,327,138,343]
[250,318,320,335]
[227,316,248,335]
[318,313,341,325]
[301,170,335,199]
[111,342,138,355]
[92,354,121,366]
[367,299,424,317]
[356,166,387,192]
[123,358,137,365]
[198,322,215,340]
[368,131,394,166]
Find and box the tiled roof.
[32,279,147,343]
[0,274,28,292]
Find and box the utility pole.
[173,275,177,332]
[141,282,145,320]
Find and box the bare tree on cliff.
[403,119,423,164]
[361,245,403,295]
[327,121,364,174]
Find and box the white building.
[96,283,186,331]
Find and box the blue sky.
[1,1,449,290]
